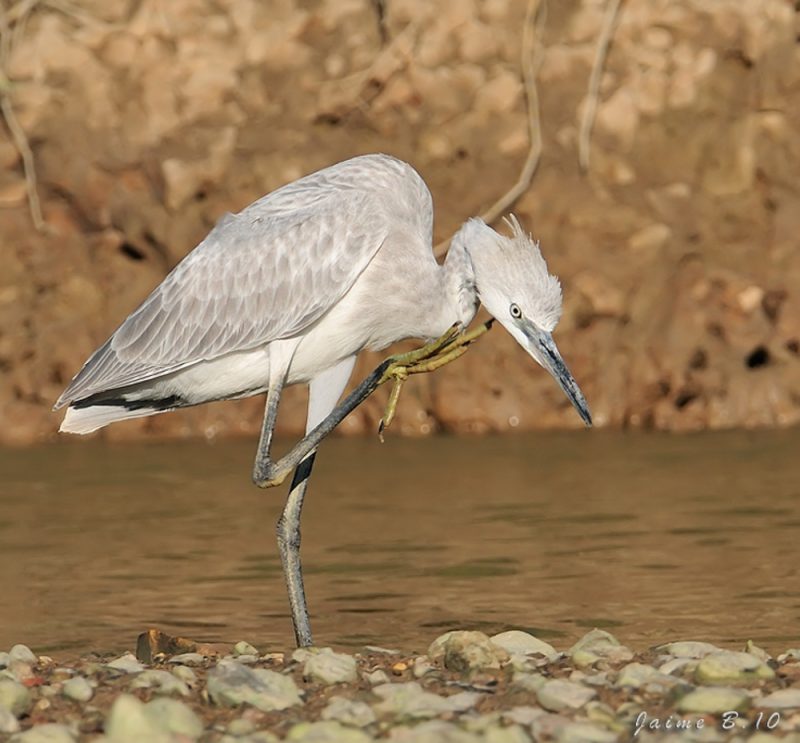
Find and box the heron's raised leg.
[252,321,493,489]
[277,452,316,647]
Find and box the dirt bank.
[0,0,798,445]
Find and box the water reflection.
[1,429,798,658]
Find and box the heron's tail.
[59,394,182,435]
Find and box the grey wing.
[55,191,390,408]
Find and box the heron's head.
[458,215,592,427]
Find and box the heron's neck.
[442,233,478,331]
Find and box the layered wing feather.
[55,166,404,408]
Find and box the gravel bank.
[2,630,799,741]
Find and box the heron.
[55,153,591,647]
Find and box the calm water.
[1,430,798,659]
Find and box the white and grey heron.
[55,153,591,647]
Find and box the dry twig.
[0,0,47,232]
[434,0,546,257]
[578,0,624,172]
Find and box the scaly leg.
[277,452,316,647]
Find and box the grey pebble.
[373,682,478,719]
[616,662,678,692]
[677,686,750,714]
[569,630,632,668]
[207,659,302,712]
[490,630,558,660]
[233,641,259,657]
[502,706,545,726]
[0,706,20,734]
[61,676,93,702]
[168,652,205,666]
[556,722,618,743]
[106,653,145,674]
[287,721,372,743]
[536,679,596,712]
[129,669,190,696]
[320,696,376,727]
[170,665,197,685]
[8,645,37,665]
[695,651,775,684]
[10,723,76,743]
[303,649,357,685]
[386,719,481,743]
[658,641,723,659]
[365,669,390,685]
[758,688,800,709]
[511,671,545,692]
[427,631,508,672]
[105,693,202,742]
[412,656,434,678]
[483,724,531,743]
[0,678,32,717]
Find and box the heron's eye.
[510,303,522,319]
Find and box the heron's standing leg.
[277,452,316,647]
[273,357,357,646]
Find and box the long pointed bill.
[521,323,592,427]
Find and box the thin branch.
[0,93,46,230]
[435,0,546,257]
[0,0,47,232]
[578,0,623,172]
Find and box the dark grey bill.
[522,323,593,427]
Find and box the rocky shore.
[2,629,800,742]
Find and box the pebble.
[745,640,771,662]
[106,653,145,674]
[758,688,800,709]
[171,665,197,686]
[536,679,596,712]
[143,697,204,738]
[511,671,545,692]
[386,719,481,743]
[321,696,376,727]
[365,669,390,685]
[490,630,558,659]
[129,669,190,696]
[616,662,677,691]
[0,653,9,669]
[412,656,434,678]
[105,693,204,741]
[168,652,205,666]
[677,686,750,713]
[207,659,302,711]
[503,706,545,726]
[427,631,509,672]
[303,649,357,685]
[659,641,723,659]
[483,724,530,743]
[0,706,20,734]
[61,676,93,702]
[287,721,372,743]
[10,723,76,742]
[9,645,38,665]
[233,641,259,657]
[555,722,618,743]
[373,682,479,719]
[0,678,32,717]
[569,630,633,667]
[695,651,775,684]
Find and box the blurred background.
[1,0,798,446]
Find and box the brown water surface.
[1,430,798,659]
